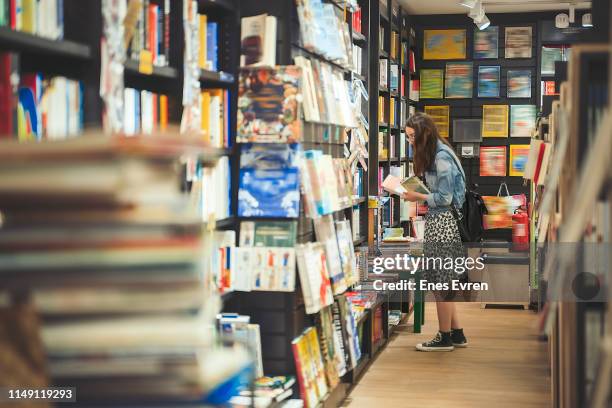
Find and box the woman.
[402,112,468,352]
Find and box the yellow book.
[208,89,224,147]
[21,0,35,33]
[198,15,207,69]
[159,95,168,131]
[390,97,396,125]
[200,91,211,141]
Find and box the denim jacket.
[424,141,466,214]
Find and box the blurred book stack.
[0,134,250,405]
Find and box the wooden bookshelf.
[0,26,91,59]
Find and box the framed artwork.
[478,66,500,98]
[505,27,532,58]
[541,46,564,76]
[424,105,450,138]
[482,105,508,137]
[507,70,532,98]
[480,146,507,176]
[445,62,473,98]
[423,29,466,60]
[420,69,444,99]
[510,105,537,137]
[509,144,531,176]
[474,26,499,59]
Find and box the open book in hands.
[382,174,430,196]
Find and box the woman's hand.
[402,190,427,202]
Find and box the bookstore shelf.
[352,31,367,46]
[379,50,389,58]
[291,42,350,74]
[124,59,179,80]
[199,69,235,86]
[199,0,236,12]
[0,26,91,59]
[379,86,389,93]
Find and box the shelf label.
[139,50,153,75]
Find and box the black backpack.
[443,150,488,243]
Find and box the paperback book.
[296,242,334,315]
[237,66,302,143]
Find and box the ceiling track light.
[459,0,478,8]
[468,1,482,19]
[477,15,491,30]
[582,13,592,27]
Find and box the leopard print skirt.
[422,209,467,285]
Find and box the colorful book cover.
[314,215,346,296]
[482,105,508,138]
[424,105,449,138]
[206,22,218,71]
[238,144,301,218]
[420,69,443,99]
[296,242,334,315]
[305,327,329,400]
[239,221,297,247]
[480,146,507,176]
[334,220,358,287]
[507,70,531,98]
[237,66,302,143]
[477,66,500,98]
[509,144,531,177]
[291,333,319,408]
[505,26,532,58]
[423,29,466,60]
[510,104,537,137]
[474,26,498,59]
[445,62,472,98]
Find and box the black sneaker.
[416,331,454,352]
[451,328,468,348]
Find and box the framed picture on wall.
[480,146,507,176]
[505,26,532,58]
[423,29,466,60]
[482,105,509,137]
[474,26,499,59]
[509,144,531,176]
[510,105,537,137]
[507,70,532,98]
[445,62,473,98]
[424,105,450,138]
[478,66,500,98]
[420,69,444,99]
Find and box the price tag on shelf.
[139,50,153,75]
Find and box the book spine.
[163,0,170,65]
[291,340,309,408]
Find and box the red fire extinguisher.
[512,206,529,250]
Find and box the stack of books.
[0,62,84,140]
[0,0,64,39]
[128,0,172,68]
[0,135,250,404]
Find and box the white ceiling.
[400,0,591,15]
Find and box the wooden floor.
[345,303,550,408]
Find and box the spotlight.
[476,15,490,30]
[582,13,592,27]
[468,1,482,20]
[459,0,477,8]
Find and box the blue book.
[206,22,218,71]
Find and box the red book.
[0,53,18,137]
[9,0,16,29]
[401,72,405,97]
[409,50,416,73]
[544,81,556,95]
[148,4,158,64]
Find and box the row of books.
[0,55,84,140]
[292,296,361,408]
[127,0,172,68]
[189,155,230,222]
[0,136,250,404]
[0,0,63,39]
[295,57,357,127]
[297,217,359,314]
[390,31,400,61]
[201,88,230,147]
[197,12,219,71]
[123,88,169,135]
[296,0,355,71]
